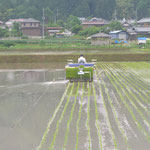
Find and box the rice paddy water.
[1,62,150,150]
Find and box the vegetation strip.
[86,82,92,150]
[92,82,103,150]
[49,82,75,150]
[107,64,150,115]
[98,63,150,143]
[95,66,118,150]
[63,82,80,149]
[99,67,130,149]
[36,82,70,150]
[76,82,84,150]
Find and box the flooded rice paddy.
[0,63,150,150]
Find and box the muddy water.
[0,62,150,150]
[0,63,67,150]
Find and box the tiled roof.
[47,27,62,30]
[135,27,150,32]
[82,21,109,25]
[91,32,111,38]
[137,18,150,23]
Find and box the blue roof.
[137,37,147,40]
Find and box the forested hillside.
[0,0,150,22]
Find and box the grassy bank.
[0,37,149,53]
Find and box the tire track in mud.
[97,63,150,149]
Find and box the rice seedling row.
[105,63,150,116]
[97,63,150,144]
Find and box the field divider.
[98,63,150,143]
[86,82,92,150]
[76,82,84,150]
[36,82,70,150]
[62,82,80,149]
[110,63,150,101]
[106,63,150,116]
[49,82,75,150]
[95,65,118,150]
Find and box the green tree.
[12,22,22,37]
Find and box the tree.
[71,24,82,34]
[12,22,22,37]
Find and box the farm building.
[46,27,63,36]
[109,30,129,40]
[82,18,109,29]
[91,32,111,45]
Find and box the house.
[6,18,42,37]
[137,18,150,27]
[137,37,147,44]
[91,32,111,45]
[109,30,129,40]
[82,18,109,29]
[46,27,62,36]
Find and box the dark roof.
[47,27,62,30]
[82,21,109,25]
[91,33,111,38]
[135,27,150,33]
[137,18,150,23]
[20,18,40,23]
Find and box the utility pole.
[56,9,58,22]
[135,7,138,24]
[114,9,117,21]
[42,8,45,38]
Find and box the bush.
[79,27,100,36]
[3,41,15,47]
[40,40,46,46]
[21,35,28,39]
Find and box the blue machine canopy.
[68,63,94,67]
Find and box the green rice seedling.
[106,63,150,116]
[112,63,150,95]
[99,71,130,149]
[95,67,118,150]
[98,64,150,143]
[49,83,75,150]
[36,82,70,150]
[92,82,103,150]
[63,82,80,149]
[76,82,84,150]
[86,82,92,150]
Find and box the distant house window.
[24,23,26,26]
[30,23,32,26]
[34,23,36,26]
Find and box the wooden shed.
[91,33,111,45]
